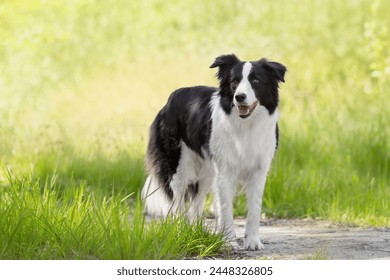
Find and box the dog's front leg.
[215,172,238,249]
[244,172,268,250]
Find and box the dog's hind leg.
[187,159,215,222]
[187,177,212,223]
[169,179,187,216]
[168,143,198,217]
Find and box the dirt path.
[217,219,390,260]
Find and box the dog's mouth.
[237,101,258,119]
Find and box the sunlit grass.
[0,173,224,259]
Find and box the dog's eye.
[252,78,260,84]
[231,80,239,89]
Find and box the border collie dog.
[142,54,286,250]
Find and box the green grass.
[1,0,389,259]
[0,172,224,259]
[304,246,330,260]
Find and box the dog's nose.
[235,93,246,103]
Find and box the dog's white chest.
[210,102,278,176]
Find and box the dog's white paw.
[244,236,265,251]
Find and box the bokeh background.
[1,0,389,244]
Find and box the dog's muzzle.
[237,101,258,119]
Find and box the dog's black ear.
[210,54,240,81]
[263,60,287,83]
[210,54,240,68]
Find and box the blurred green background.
[1,0,389,225]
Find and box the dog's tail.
[141,175,172,218]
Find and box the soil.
[214,218,390,260]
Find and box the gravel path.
[215,218,390,260]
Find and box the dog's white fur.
[209,63,278,249]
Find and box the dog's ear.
[210,54,240,81]
[263,60,287,83]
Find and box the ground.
[215,218,390,260]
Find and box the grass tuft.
[0,173,223,259]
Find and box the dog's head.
[210,54,286,118]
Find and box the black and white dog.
[142,54,286,250]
